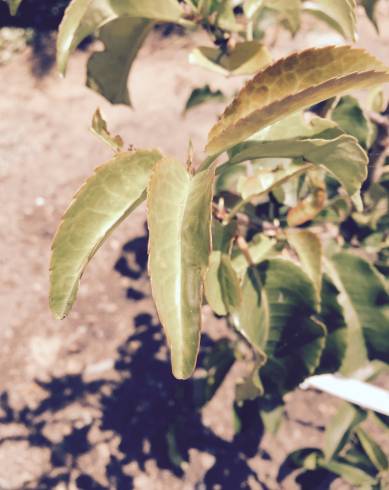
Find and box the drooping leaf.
[183,85,226,114]
[204,251,241,316]
[323,402,367,460]
[206,46,389,155]
[147,159,215,379]
[91,108,124,151]
[50,149,162,319]
[286,229,322,301]
[316,276,348,374]
[257,259,326,395]
[330,252,389,372]
[189,41,271,76]
[331,95,373,148]
[57,0,181,75]
[245,0,301,33]
[226,134,368,196]
[87,17,152,106]
[355,428,389,472]
[303,0,357,41]
[232,266,269,353]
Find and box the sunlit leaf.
[57,0,181,75]
[147,159,215,379]
[91,108,124,151]
[245,0,301,33]
[303,0,357,41]
[232,266,269,353]
[206,46,389,155]
[287,185,326,227]
[324,402,367,460]
[286,229,322,301]
[189,41,271,76]
[183,85,226,114]
[227,134,368,196]
[87,17,152,106]
[330,252,389,373]
[204,251,241,316]
[6,0,23,15]
[355,428,388,472]
[50,149,162,319]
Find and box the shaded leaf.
[355,428,388,472]
[319,458,377,486]
[332,95,373,148]
[189,41,271,76]
[330,252,389,372]
[183,85,225,114]
[258,259,326,395]
[91,108,123,151]
[212,220,236,254]
[303,0,357,41]
[204,251,241,316]
[324,402,367,460]
[360,0,380,32]
[147,159,215,379]
[231,233,275,277]
[87,17,152,105]
[206,46,389,155]
[286,229,322,301]
[50,149,162,319]
[245,0,301,33]
[316,276,348,374]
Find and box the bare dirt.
[0,7,388,490]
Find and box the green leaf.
[286,229,322,301]
[212,220,236,254]
[206,46,389,155]
[245,0,301,33]
[50,149,162,319]
[287,185,326,227]
[147,159,215,379]
[231,233,275,277]
[330,252,389,373]
[183,85,226,114]
[91,108,124,151]
[56,0,181,75]
[6,0,23,15]
[303,0,357,41]
[235,357,265,402]
[204,251,241,316]
[332,95,373,148]
[319,459,377,486]
[258,259,326,395]
[232,266,269,353]
[355,428,389,472]
[189,41,271,76]
[87,17,152,106]
[316,276,348,374]
[324,402,367,461]
[227,133,368,196]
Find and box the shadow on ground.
[0,228,335,489]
